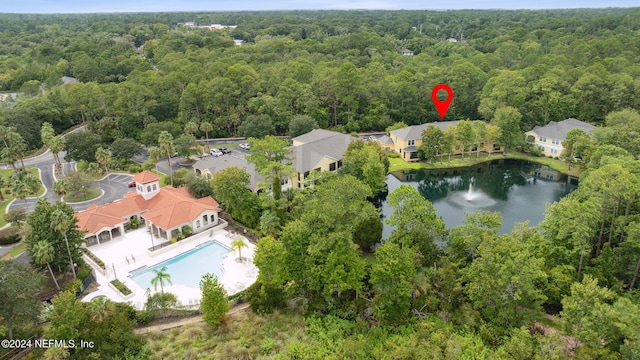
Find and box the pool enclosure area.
[80,226,258,309]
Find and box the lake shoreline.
[382,158,577,236]
[388,151,582,178]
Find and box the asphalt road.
[6,126,135,214]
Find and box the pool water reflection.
[129,241,230,292]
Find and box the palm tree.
[10,172,39,205]
[184,120,199,137]
[87,296,115,322]
[229,114,241,136]
[7,130,27,170]
[12,181,30,205]
[53,179,70,201]
[151,266,172,293]
[200,121,213,151]
[49,136,65,174]
[158,131,175,186]
[231,238,248,262]
[87,162,103,202]
[50,208,76,279]
[32,240,60,290]
[147,146,162,172]
[95,147,112,188]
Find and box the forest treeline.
[1,8,640,150]
[1,9,640,359]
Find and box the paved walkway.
[134,303,250,334]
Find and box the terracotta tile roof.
[141,187,221,229]
[75,204,127,235]
[131,171,161,184]
[75,186,221,236]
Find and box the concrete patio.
[80,226,258,310]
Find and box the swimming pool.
[129,241,230,292]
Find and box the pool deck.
[80,226,258,310]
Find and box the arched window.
[196,220,201,228]
[203,214,209,225]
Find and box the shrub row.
[0,227,21,245]
[82,247,106,270]
[110,279,132,296]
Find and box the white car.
[239,143,250,150]
[210,148,223,157]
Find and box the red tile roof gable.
[131,171,161,184]
[75,204,127,235]
[75,185,221,236]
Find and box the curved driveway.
[7,131,259,213]
[7,126,136,213]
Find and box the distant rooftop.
[529,118,596,140]
[291,128,339,145]
[375,135,394,145]
[292,130,354,172]
[193,153,263,190]
[390,120,461,141]
[61,76,79,85]
[132,170,160,184]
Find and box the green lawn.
[388,152,583,177]
[65,187,102,203]
[0,242,26,260]
[506,152,582,177]
[389,153,510,172]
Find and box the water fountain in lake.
[449,178,497,208]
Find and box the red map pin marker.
[431,84,454,120]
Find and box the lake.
[380,159,577,236]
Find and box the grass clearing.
[6,242,25,259]
[388,152,583,177]
[65,187,101,203]
[0,242,26,260]
[0,200,9,228]
[144,309,308,360]
[388,153,509,172]
[506,152,582,177]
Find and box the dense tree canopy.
[24,200,85,275]
[2,9,639,147]
[1,9,640,358]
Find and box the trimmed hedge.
[82,247,106,270]
[111,279,132,296]
[0,227,21,245]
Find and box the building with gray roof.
[525,118,596,157]
[291,130,355,189]
[193,129,357,192]
[193,153,264,191]
[388,120,462,161]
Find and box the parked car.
[210,148,223,157]
[368,135,377,141]
[219,148,232,154]
[128,180,136,188]
[239,143,251,150]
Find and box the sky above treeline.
[1,0,638,13]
